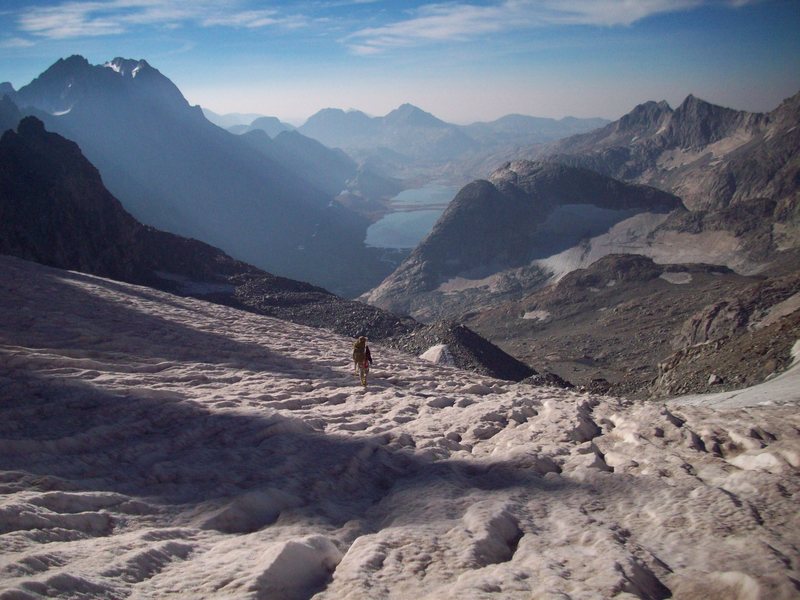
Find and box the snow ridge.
[1,255,798,598]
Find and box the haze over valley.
[1,1,800,597]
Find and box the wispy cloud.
[345,0,756,54]
[0,36,36,48]
[15,0,305,39]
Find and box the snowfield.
[1,255,798,599]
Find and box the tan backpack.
[353,337,367,363]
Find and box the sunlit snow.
[1,255,798,598]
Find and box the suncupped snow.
[1,255,798,598]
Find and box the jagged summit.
[542,90,798,210]
[53,54,90,70]
[667,92,759,147]
[104,57,152,78]
[15,54,190,117]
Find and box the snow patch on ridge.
[419,344,454,367]
[660,272,692,284]
[534,211,763,280]
[522,309,551,322]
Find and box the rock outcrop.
[653,272,800,396]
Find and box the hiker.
[353,336,373,386]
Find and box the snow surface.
[533,211,765,281]
[1,255,799,599]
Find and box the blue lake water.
[366,185,458,249]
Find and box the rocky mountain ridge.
[541,92,800,214]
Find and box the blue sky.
[1,0,798,124]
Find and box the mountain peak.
[104,57,152,78]
[383,103,446,128]
[657,93,765,151]
[38,55,90,80]
[676,93,712,111]
[61,54,90,67]
[616,99,672,132]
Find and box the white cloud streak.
[0,37,36,48]
[345,0,757,54]
[16,0,304,39]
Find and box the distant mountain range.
[238,128,402,214]
[2,55,397,296]
[0,116,536,381]
[298,104,480,164]
[5,55,796,395]
[228,115,295,137]
[295,103,609,169]
[201,108,266,128]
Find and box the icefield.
[1,255,798,599]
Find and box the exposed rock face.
[0,116,145,281]
[457,252,799,397]
[542,92,800,215]
[652,272,800,397]
[0,117,532,381]
[364,161,682,319]
[675,272,800,348]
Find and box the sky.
[1,0,799,125]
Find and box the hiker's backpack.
[353,338,367,363]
